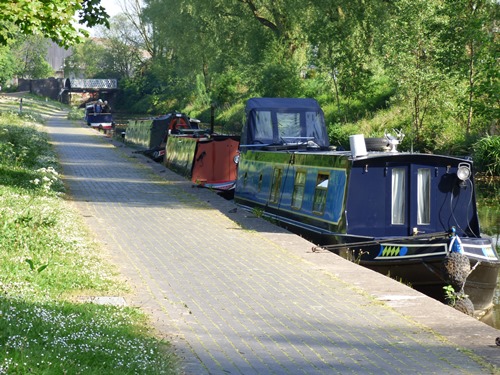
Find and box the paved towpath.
[45,111,500,374]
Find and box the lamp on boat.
[457,163,471,182]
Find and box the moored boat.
[234,97,500,312]
[165,134,240,191]
[125,111,201,161]
[84,101,114,130]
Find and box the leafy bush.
[216,102,245,134]
[0,116,54,170]
[328,123,361,149]
[67,106,85,120]
[473,135,500,176]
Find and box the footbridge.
[17,77,120,106]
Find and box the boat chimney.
[349,134,368,158]
[210,103,215,134]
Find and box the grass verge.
[0,95,179,374]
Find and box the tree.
[305,0,383,121]
[141,0,265,106]
[236,0,307,58]
[64,39,108,78]
[0,46,17,87]
[381,0,446,144]
[0,0,109,47]
[96,14,146,79]
[13,36,54,79]
[436,0,499,135]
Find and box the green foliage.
[105,0,498,160]
[67,106,85,121]
[0,116,54,171]
[0,297,177,374]
[13,36,54,79]
[215,102,246,134]
[64,39,108,78]
[0,0,109,47]
[473,136,500,176]
[0,46,16,86]
[0,94,179,374]
[211,70,248,107]
[255,61,303,98]
[435,0,499,135]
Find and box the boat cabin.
[234,98,498,311]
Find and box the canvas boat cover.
[241,98,330,149]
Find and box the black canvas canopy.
[241,98,329,148]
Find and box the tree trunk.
[466,41,474,135]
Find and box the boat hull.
[251,208,500,310]
[357,251,498,311]
[85,113,113,130]
[165,135,240,191]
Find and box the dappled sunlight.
[51,140,115,148]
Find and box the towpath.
[45,111,500,374]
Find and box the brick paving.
[45,112,499,374]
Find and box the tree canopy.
[0,0,109,47]
[4,0,498,155]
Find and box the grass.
[0,94,179,374]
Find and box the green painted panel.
[165,137,198,177]
[125,118,155,149]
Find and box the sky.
[100,0,123,17]
[81,0,124,35]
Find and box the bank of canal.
[109,120,500,330]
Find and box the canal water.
[476,179,500,329]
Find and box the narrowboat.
[165,134,240,191]
[84,101,114,130]
[234,97,499,311]
[125,112,202,161]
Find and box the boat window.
[254,111,273,143]
[258,174,263,192]
[305,111,328,147]
[277,113,300,142]
[291,171,306,209]
[243,172,248,187]
[269,168,282,203]
[391,168,406,224]
[313,173,329,214]
[417,169,431,225]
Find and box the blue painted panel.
[346,166,389,237]
[235,150,348,230]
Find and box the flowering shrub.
[30,167,61,192]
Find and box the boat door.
[388,164,434,236]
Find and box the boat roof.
[242,97,330,149]
[255,147,473,164]
[245,97,323,112]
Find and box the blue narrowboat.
[84,101,114,131]
[234,97,499,312]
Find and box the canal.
[476,179,500,329]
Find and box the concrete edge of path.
[99,130,500,371]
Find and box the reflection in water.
[479,279,499,329]
[476,180,500,329]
